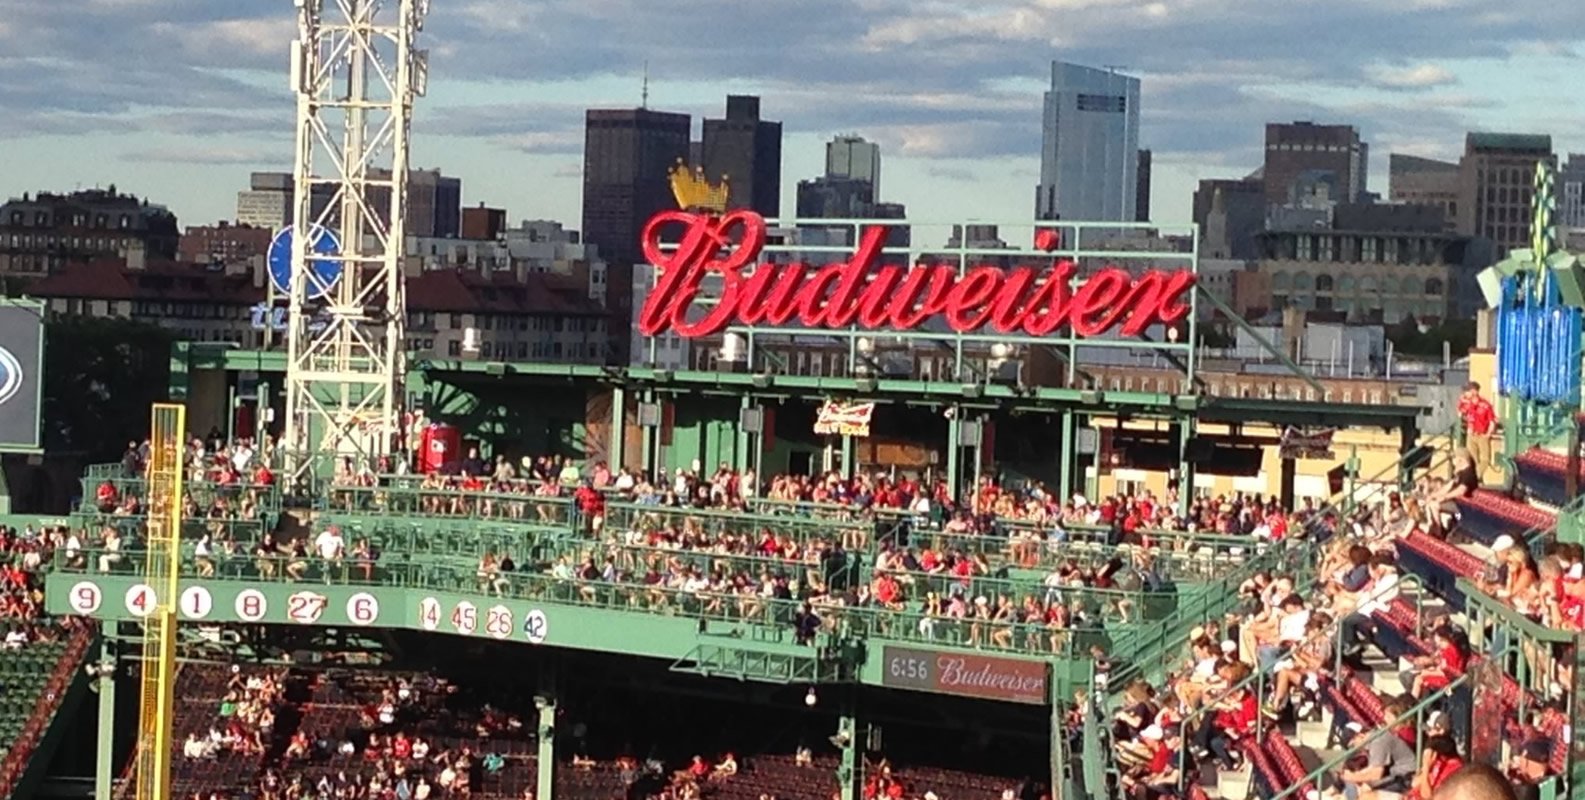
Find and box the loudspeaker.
[958,420,983,447]
[1476,266,1504,309]
[739,406,764,434]
[1552,256,1585,308]
[638,402,662,428]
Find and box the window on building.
[447,340,460,356]
[1316,274,1334,292]
[1117,479,1144,498]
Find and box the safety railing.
[77,477,283,517]
[55,547,1108,659]
[549,541,859,594]
[82,462,129,480]
[71,515,271,546]
[1169,572,1429,793]
[1106,424,1458,695]
[1459,575,1577,731]
[1265,665,1480,800]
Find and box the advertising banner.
[0,300,44,451]
[880,645,1048,705]
[814,402,875,438]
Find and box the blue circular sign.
[267,225,343,300]
[0,346,23,406]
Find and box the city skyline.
[2,1,1584,232]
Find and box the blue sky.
[2,0,1583,234]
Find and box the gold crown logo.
[669,159,731,212]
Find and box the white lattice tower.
[284,0,429,481]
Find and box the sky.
[2,0,1584,235]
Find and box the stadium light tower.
[283,0,429,481]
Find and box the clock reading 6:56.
[888,656,930,680]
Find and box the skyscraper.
[1389,154,1459,227]
[826,135,881,194]
[1456,132,1554,255]
[1035,62,1140,222]
[581,106,692,363]
[1262,122,1368,209]
[1135,149,1152,222]
[581,107,691,267]
[701,96,782,217]
[1561,154,1585,231]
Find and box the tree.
[43,316,173,461]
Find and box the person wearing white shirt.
[1340,558,1400,655]
[313,527,345,578]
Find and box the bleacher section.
[0,626,95,800]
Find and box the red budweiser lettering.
[936,656,1046,699]
[639,210,1195,339]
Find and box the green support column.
[94,636,116,800]
[640,391,655,479]
[1176,416,1195,518]
[256,381,271,449]
[609,386,626,473]
[945,408,962,502]
[840,435,855,479]
[226,384,238,444]
[736,396,753,474]
[1048,694,1066,800]
[1084,417,1100,502]
[1059,410,1075,500]
[536,694,556,800]
[836,711,862,800]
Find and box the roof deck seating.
[1513,448,1584,508]
[1368,598,1433,663]
[1395,532,1484,610]
[1453,490,1554,548]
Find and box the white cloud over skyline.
[0,1,1581,231]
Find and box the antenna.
[1103,64,1129,74]
[641,60,649,109]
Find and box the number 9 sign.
[346,593,380,626]
[68,582,102,615]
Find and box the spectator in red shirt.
[1457,382,1497,482]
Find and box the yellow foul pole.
[134,403,184,800]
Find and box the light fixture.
[805,687,818,707]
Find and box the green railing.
[1267,666,1479,800]
[71,514,271,546]
[1108,425,1457,695]
[81,462,127,481]
[77,476,283,517]
[1170,572,1429,793]
[56,546,1112,660]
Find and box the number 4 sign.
[125,584,156,618]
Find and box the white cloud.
[1366,63,1458,90]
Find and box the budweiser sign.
[639,210,1196,339]
[881,645,1048,705]
[814,402,875,437]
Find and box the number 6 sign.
[346,593,380,626]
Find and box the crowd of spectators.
[1105,448,1567,800]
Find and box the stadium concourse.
[9,420,1583,800]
